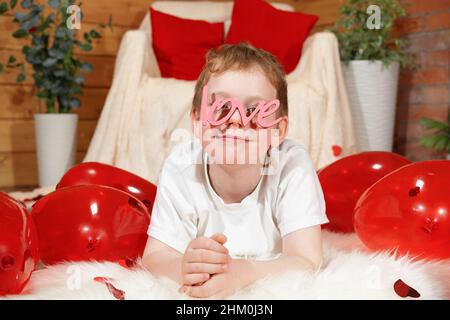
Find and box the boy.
[143,43,328,299]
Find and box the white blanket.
[6,189,450,300]
[3,231,449,300]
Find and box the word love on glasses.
[200,85,283,128]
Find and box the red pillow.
[150,8,224,80]
[225,0,318,74]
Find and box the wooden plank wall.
[0,0,342,190]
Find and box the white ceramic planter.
[34,113,78,187]
[343,60,400,151]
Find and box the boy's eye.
[246,107,257,116]
[220,102,232,110]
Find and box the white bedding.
[3,231,449,300]
[6,185,450,300]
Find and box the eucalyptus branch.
[0,0,112,113]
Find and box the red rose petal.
[394,279,421,298]
[105,282,126,300]
[118,259,137,269]
[93,276,126,300]
[93,276,111,283]
[332,145,342,157]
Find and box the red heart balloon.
[318,152,411,233]
[31,185,150,265]
[0,193,39,295]
[354,160,450,260]
[57,162,157,213]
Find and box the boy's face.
[193,67,288,167]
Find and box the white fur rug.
[3,231,449,300]
[5,188,450,299]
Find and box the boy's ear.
[191,107,199,121]
[271,116,288,148]
[279,116,288,140]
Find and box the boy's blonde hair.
[192,42,288,118]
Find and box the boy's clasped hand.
[179,233,252,299]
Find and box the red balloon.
[57,162,157,212]
[354,160,450,260]
[31,185,150,265]
[0,193,39,295]
[318,152,411,233]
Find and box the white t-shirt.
[147,138,328,260]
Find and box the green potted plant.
[420,116,450,160]
[0,0,111,186]
[329,0,413,152]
